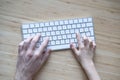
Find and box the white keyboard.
[21,17,95,50]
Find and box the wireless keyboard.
[21,17,95,50]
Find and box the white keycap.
[56,41,60,44]
[28,29,32,33]
[55,21,59,25]
[53,36,57,40]
[61,30,65,34]
[81,33,86,37]
[65,39,69,43]
[30,24,34,28]
[70,29,74,33]
[74,19,78,23]
[60,20,64,25]
[46,32,50,36]
[41,32,45,36]
[35,23,39,27]
[72,24,76,28]
[48,27,52,31]
[83,18,87,22]
[23,29,27,33]
[58,36,62,39]
[64,20,69,24]
[75,29,79,33]
[23,34,30,39]
[63,35,66,39]
[38,28,42,32]
[45,22,49,26]
[63,25,67,29]
[86,32,90,36]
[33,28,37,32]
[40,23,44,27]
[58,26,62,30]
[53,26,57,30]
[81,23,85,27]
[31,33,35,36]
[43,28,47,31]
[87,23,93,27]
[72,34,76,38]
[61,40,65,44]
[67,25,71,29]
[69,19,74,24]
[67,34,71,38]
[77,24,81,28]
[70,39,74,43]
[51,32,55,35]
[88,18,92,22]
[90,30,94,35]
[51,41,55,45]
[22,24,29,29]
[56,31,60,35]
[50,21,54,26]
[66,30,69,34]
[79,19,82,23]
[85,28,89,31]
[80,28,84,32]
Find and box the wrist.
[80,59,94,70]
[15,71,32,80]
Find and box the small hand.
[70,33,96,66]
[15,34,51,80]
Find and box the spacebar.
[47,44,70,50]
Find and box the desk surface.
[0,0,120,80]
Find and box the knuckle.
[34,54,39,59]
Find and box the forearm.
[81,60,101,80]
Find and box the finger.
[18,41,24,54]
[29,34,41,50]
[83,36,89,47]
[76,33,81,49]
[70,43,78,55]
[93,41,96,51]
[23,37,33,51]
[35,37,49,57]
[89,40,93,49]
[41,49,51,64]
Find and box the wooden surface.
[0,0,120,80]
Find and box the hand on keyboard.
[70,33,96,65]
[15,34,51,80]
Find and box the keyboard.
[21,17,95,50]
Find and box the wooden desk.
[0,0,120,80]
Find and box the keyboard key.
[61,30,65,34]
[70,29,74,33]
[88,18,92,22]
[46,32,50,36]
[67,34,71,38]
[79,19,82,23]
[77,24,81,28]
[23,34,30,39]
[56,31,60,35]
[67,25,71,29]
[23,29,27,34]
[51,41,55,45]
[33,28,37,32]
[58,26,62,30]
[61,40,65,44]
[53,26,57,30]
[35,23,39,27]
[81,23,85,27]
[51,32,55,35]
[72,34,76,38]
[40,23,44,27]
[60,20,64,25]
[55,21,59,25]
[87,23,93,27]
[38,28,42,32]
[28,29,32,33]
[70,39,74,43]
[83,18,87,22]
[50,21,54,26]
[72,24,76,28]
[74,19,78,23]
[65,39,69,43]
[43,27,47,31]
[45,22,49,26]
[63,25,67,29]
[53,36,57,40]
[22,24,29,29]
[63,35,66,39]
[56,41,60,44]
[48,27,52,31]
[69,19,74,24]
[30,24,34,28]
[66,30,70,34]
[58,35,62,39]
[64,20,69,24]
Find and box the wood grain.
[0,0,120,80]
